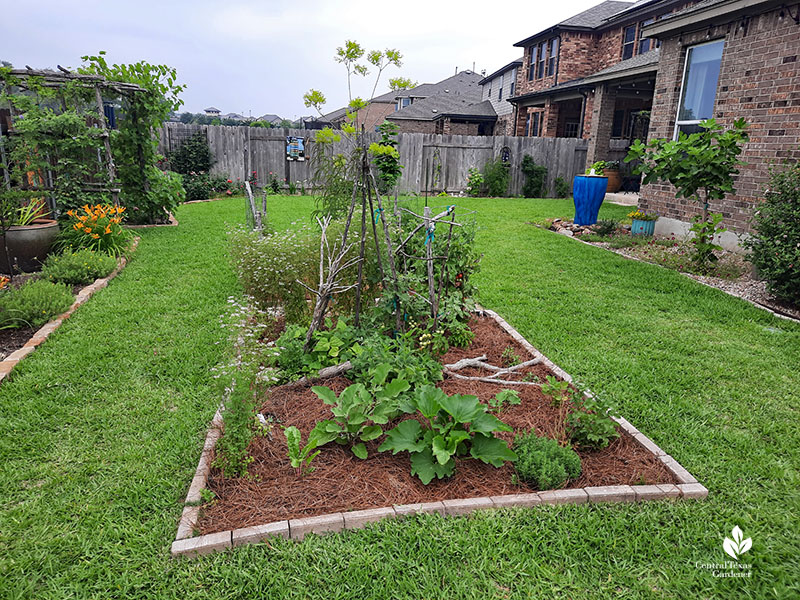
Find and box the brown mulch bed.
[197,316,675,535]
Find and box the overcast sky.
[3,0,613,120]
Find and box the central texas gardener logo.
[723,526,752,560]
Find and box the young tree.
[625,118,748,269]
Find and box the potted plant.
[573,161,608,225]
[0,192,59,275]
[627,209,658,236]
[602,160,622,193]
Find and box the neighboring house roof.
[479,57,524,85]
[319,88,406,123]
[204,106,220,112]
[509,48,659,103]
[222,112,245,120]
[394,71,483,99]
[388,94,495,122]
[644,0,763,36]
[514,0,633,46]
[257,113,283,123]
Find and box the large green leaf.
[382,378,410,398]
[311,385,338,405]
[378,420,425,454]
[359,425,383,441]
[410,448,455,484]
[470,411,513,434]
[372,363,391,387]
[438,393,484,424]
[309,421,339,446]
[469,433,517,467]
[413,385,445,421]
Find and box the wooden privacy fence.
[158,123,589,196]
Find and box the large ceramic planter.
[631,218,656,236]
[603,169,622,193]
[573,175,608,226]
[0,219,59,274]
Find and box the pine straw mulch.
[197,316,675,534]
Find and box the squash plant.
[379,385,517,484]
[309,365,410,459]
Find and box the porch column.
[542,98,559,137]
[586,82,616,167]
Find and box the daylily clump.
[58,204,133,256]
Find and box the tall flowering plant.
[56,204,134,257]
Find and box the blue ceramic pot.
[631,218,656,236]
[573,175,608,226]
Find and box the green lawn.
[1,196,798,599]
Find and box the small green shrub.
[483,159,510,197]
[513,433,581,489]
[554,176,570,198]
[521,155,548,198]
[350,332,443,390]
[283,426,321,476]
[168,131,214,175]
[41,249,117,285]
[593,219,619,237]
[0,279,74,329]
[744,161,800,303]
[466,167,484,197]
[568,390,619,450]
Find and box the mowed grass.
[1,195,798,599]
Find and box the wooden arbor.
[0,66,145,209]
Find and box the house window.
[397,97,411,111]
[537,41,547,78]
[564,121,580,138]
[498,74,503,100]
[675,40,724,138]
[510,69,516,97]
[622,25,637,60]
[639,19,654,53]
[547,38,559,76]
[524,114,531,136]
[528,46,537,81]
[531,112,541,136]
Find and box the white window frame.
[673,39,724,140]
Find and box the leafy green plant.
[310,371,410,459]
[592,219,619,237]
[626,118,748,269]
[541,375,570,407]
[371,121,403,193]
[743,160,800,303]
[283,426,322,476]
[512,432,581,489]
[688,212,726,269]
[483,159,510,197]
[350,332,443,390]
[213,378,257,477]
[56,204,133,257]
[41,248,117,285]
[500,346,520,367]
[488,389,521,411]
[586,160,608,174]
[168,131,214,175]
[521,155,548,198]
[379,385,517,484]
[567,390,619,450]
[466,167,484,197]
[0,279,74,329]
[554,176,570,199]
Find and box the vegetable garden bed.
[173,309,706,558]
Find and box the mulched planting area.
[198,316,675,534]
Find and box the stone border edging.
[546,225,800,324]
[0,238,139,385]
[171,306,707,558]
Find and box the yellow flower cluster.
[66,204,125,239]
[0,275,9,290]
[627,210,657,221]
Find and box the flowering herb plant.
[627,210,658,222]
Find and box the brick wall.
[390,119,437,134]
[640,6,800,233]
[495,113,515,136]
[443,119,480,136]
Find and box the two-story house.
[478,58,523,135]
[509,0,693,166]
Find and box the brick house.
[478,58,523,135]
[316,89,399,131]
[386,71,496,135]
[509,0,694,166]
[639,0,800,242]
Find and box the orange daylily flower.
[91,233,100,239]
[84,227,92,233]
[104,226,112,234]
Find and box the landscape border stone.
[171,305,707,558]
[0,237,139,386]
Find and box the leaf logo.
[723,526,752,560]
